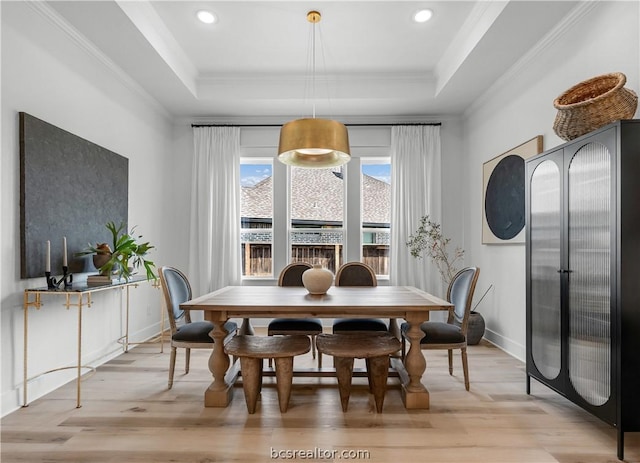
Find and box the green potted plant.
[77,221,157,281]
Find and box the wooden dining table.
[180,285,452,410]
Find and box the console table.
[118,278,165,353]
[22,276,146,408]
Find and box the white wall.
[463,1,640,360]
[1,2,175,415]
[169,118,466,328]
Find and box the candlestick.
[45,240,51,273]
[62,236,67,267]
[45,271,56,289]
[62,266,72,289]
[45,266,73,290]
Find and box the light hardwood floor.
[2,332,639,463]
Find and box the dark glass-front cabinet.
[525,120,640,460]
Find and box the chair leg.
[240,357,262,414]
[318,352,322,369]
[268,333,273,368]
[461,347,470,391]
[168,346,177,389]
[274,357,295,413]
[185,348,191,374]
[367,355,391,413]
[448,349,453,375]
[310,334,317,359]
[334,356,355,412]
[401,336,406,360]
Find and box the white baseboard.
[482,327,525,362]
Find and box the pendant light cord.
[311,15,316,119]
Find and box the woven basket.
[553,72,638,141]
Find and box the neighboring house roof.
[241,176,273,220]
[362,173,391,225]
[241,168,390,225]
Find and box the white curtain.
[189,126,241,297]
[390,125,443,296]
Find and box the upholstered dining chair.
[158,266,238,389]
[268,262,324,367]
[332,262,388,333]
[401,266,480,391]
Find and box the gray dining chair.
[268,262,324,367]
[331,262,388,333]
[158,266,237,389]
[401,266,480,391]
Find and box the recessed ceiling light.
[197,10,216,24]
[414,9,433,23]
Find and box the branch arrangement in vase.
[406,215,464,285]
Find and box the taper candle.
[62,236,67,266]
[45,240,51,272]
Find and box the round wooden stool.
[316,332,401,412]
[224,335,310,413]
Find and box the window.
[290,167,344,273]
[240,160,273,277]
[362,159,391,277]
[240,156,391,279]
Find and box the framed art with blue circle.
[482,136,543,244]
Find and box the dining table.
[180,285,453,410]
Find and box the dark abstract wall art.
[19,112,129,279]
[482,136,543,244]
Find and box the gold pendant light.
[277,11,350,168]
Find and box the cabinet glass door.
[530,159,562,380]
[567,142,611,406]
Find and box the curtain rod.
[191,122,442,128]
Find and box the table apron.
[202,309,441,320]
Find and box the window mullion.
[273,160,288,278]
[345,158,362,263]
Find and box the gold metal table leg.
[23,293,29,407]
[76,293,83,408]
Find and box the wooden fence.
[242,244,389,277]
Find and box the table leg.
[401,313,429,409]
[76,294,83,408]
[123,286,131,352]
[22,292,44,407]
[22,293,30,407]
[239,318,254,335]
[388,318,400,339]
[204,316,233,407]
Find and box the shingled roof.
[241,168,390,225]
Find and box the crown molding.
[435,0,509,96]
[25,0,171,120]
[197,70,434,86]
[183,114,447,127]
[465,1,599,118]
[115,0,198,97]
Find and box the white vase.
[302,264,334,295]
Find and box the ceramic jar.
[466,311,486,345]
[302,264,334,295]
[93,253,112,275]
